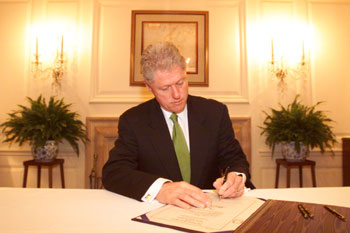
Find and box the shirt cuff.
[141,178,172,203]
[234,172,247,184]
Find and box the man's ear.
[144,81,153,93]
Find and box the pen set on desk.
[298,204,314,219]
[298,204,346,221]
[324,205,346,221]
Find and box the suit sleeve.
[102,113,160,200]
[217,105,255,189]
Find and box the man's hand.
[213,172,245,199]
[156,181,212,209]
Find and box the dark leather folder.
[235,200,350,233]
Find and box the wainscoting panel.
[85,116,251,188]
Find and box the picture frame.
[130,10,209,86]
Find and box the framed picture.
[130,10,209,86]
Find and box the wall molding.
[308,0,350,4]
[0,0,30,3]
[0,149,31,157]
[0,148,76,157]
[259,149,342,158]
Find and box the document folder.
[133,196,350,233]
[132,194,266,233]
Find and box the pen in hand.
[219,166,230,200]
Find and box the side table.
[23,159,65,188]
[275,159,316,188]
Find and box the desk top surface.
[1,187,349,233]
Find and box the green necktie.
[170,113,191,183]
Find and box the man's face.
[145,65,188,113]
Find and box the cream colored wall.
[0,0,349,189]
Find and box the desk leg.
[311,165,316,187]
[23,165,28,188]
[287,167,291,188]
[60,163,65,188]
[299,165,303,187]
[275,163,280,188]
[48,166,53,188]
[37,165,41,188]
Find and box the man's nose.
[171,86,180,99]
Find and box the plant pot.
[32,140,59,161]
[281,142,307,161]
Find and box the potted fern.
[260,95,336,161]
[0,95,88,161]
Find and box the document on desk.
[132,192,266,233]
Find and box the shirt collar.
[161,105,188,121]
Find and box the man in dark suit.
[102,42,254,209]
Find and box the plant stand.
[22,159,65,188]
[275,159,316,188]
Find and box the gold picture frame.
[130,10,209,86]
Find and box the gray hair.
[141,42,186,84]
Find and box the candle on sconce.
[60,35,64,61]
[281,56,284,68]
[271,39,275,63]
[35,36,39,64]
[35,37,38,58]
[301,40,305,65]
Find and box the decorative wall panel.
[90,0,249,103]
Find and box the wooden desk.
[23,159,65,188]
[0,187,349,233]
[275,159,316,188]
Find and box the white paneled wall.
[0,0,349,189]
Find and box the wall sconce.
[268,39,308,92]
[32,35,66,94]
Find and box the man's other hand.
[156,181,212,209]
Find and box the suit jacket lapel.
[147,99,183,181]
[187,96,212,186]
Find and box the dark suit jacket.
[102,95,254,200]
